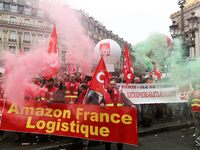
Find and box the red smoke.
[3,49,57,104]
[40,0,95,75]
[3,0,96,103]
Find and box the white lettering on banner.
[127,91,176,98]
[117,83,188,104]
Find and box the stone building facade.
[170,0,200,59]
[0,0,52,54]
[0,0,134,72]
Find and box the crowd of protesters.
[0,68,192,149]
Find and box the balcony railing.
[23,40,31,43]
[0,3,46,19]
[8,39,17,42]
[0,19,51,31]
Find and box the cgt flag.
[48,24,59,55]
[123,45,134,85]
[99,43,110,56]
[153,62,162,80]
[42,24,60,80]
[89,57,112,103]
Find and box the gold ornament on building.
[185,0,199,7]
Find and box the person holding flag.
[89,57,136,150]
[102,79,136,150]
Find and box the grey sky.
[65,0,180,44]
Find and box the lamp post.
[177,0,188,58]
[178,0,186,36]
[169,21,179,38]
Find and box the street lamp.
[187,12,198,31]
[178,0,186,35]
[169,0,186,41]
[169,21,179,38]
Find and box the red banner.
[0,99,138,145]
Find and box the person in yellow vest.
[101,79,135,150]
[189,81,200,147]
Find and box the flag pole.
[83,88,90,105]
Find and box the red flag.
[89,57,112,103]
[42,58,60,80]
[42,24,60,79]
[48,24,58,55]
[153,66,162,80]
[123,45,134,84]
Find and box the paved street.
[0,122,196,150]
[83,127,198,150]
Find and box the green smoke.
[134,32,200,86]
[135,32,172,72]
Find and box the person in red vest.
[101,79,135,150]
[65,74,79,104]
[189,81,200,147]
[40,78,57,102]
[76,83,88,104]
[103,80,134,107]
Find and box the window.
[9,31,17,41]
[95,27,99,33]
[37,10,44,17]
[89,24,94,31]
[37,21,43,27]
[24,7,31,15]
[104,32,107,37]
[10,4,18,13]
[37,34,43,41]
[31,8,37,16]
[9,46,16,53]
[23,32,31,42]
[18,6,23,14]
[10,16,16,24]
[0,29,2,40]
[0,3,3,10]
[24,47,30,53]
[61,51,66,62]
[24,19,30,25]
[4,3,10,12]
[26,0,31,6]
[100,30,103,36]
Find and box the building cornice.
[170,1,200,19]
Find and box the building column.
[190,47,195,58]
[195,28,200,57]
[2,29,8,51]
[18,30,22,51]
[31,32,36,50]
